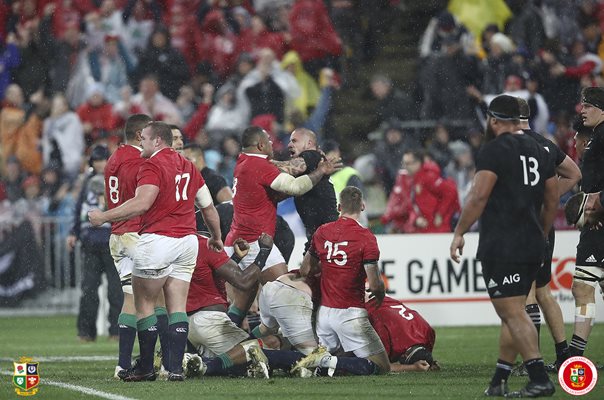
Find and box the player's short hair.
[146,121,173,146]
[487,94,521,121]
[124,114,152,141]
[322,139,340,154]
[241,126,266,148]
[169,124,181,131]
[565,192,588,227]
[517,97,530,120]
[400,345,434,366]
[339,186,363,214]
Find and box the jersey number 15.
[324,241,349,266]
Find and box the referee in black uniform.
[568,87,604,358]
[449,95,558,397]
[517,98,581,371]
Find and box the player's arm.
[88,184,159,225]
[271,158,308,176]
[450,170,497,263]
[555,155,581,197]
[270,158,341,196]
[215,234,273,291]
[300,250,320,277]
[389,361,431,373]
[541,176,558,237]
[215,186,233,203]
[365,262,385,307]
[196,184,223,251]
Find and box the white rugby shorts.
[316,306,385,358]
[259,281,315,347]
[132,233,198,282]
[188,310,249,357]
[225,241,285,272]
[109,232,139,290]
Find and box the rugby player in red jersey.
[90,122,222,382]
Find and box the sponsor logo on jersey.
[488,279,498,288]
[502,274,520,285]
[586,255,597,263]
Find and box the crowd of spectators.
[0,0,597,245]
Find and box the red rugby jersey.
[105,144,144,234]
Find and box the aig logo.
[502,274,520,285]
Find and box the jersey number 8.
[108,176,119,204]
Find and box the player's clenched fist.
[88,209,106,227]
[258,233,273,249]
[233,238,250,258]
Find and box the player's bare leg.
[570,280,596,356]
[490,295,553,397]
[536,285,569,368]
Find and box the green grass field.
[0,316,602,399]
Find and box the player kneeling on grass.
[365,294,439,372]
[294,187,391,376]
[183,233,271,378]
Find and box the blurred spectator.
[420,36,481,122]
[206,82,248,137]
[403,150,460,233]
[480,32,520,95]
[444,140,475,206]
[0,32,20,101]
[88,35,135,105]
[134,25,190,101]
[238,14,288,60]
[76,82,120,145]
[197,9,240,80]
[239,48,300,124]
[369,74,415,130]
[1,156,25,203]
[39,8,85,97]
[67,145,122,341]
[183,83,214,142]
[287,67,339,138]
[13,17,49,100]
[419,10,475,59]
[288,0,343,78]
[322,139,363,198]
[0,84,25,170]
[115,74,182,126]
[121,0,161,64]
[42,93,85,181]
[13,90,47,176]
[506,0,547,57]
[175,84,197,123]
[427,124,453,172]
[381,166,412,234]
[478,23,499,59]
[281,50,320,119]
[84,0,126,53]
[217,134,240,187]
[330,0,363,85]
[373,120,420,195]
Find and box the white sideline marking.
[0,370,137,400]
[0,356,114,362]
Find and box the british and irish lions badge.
[13,357,39,396]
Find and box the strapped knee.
[575,303,596,322]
